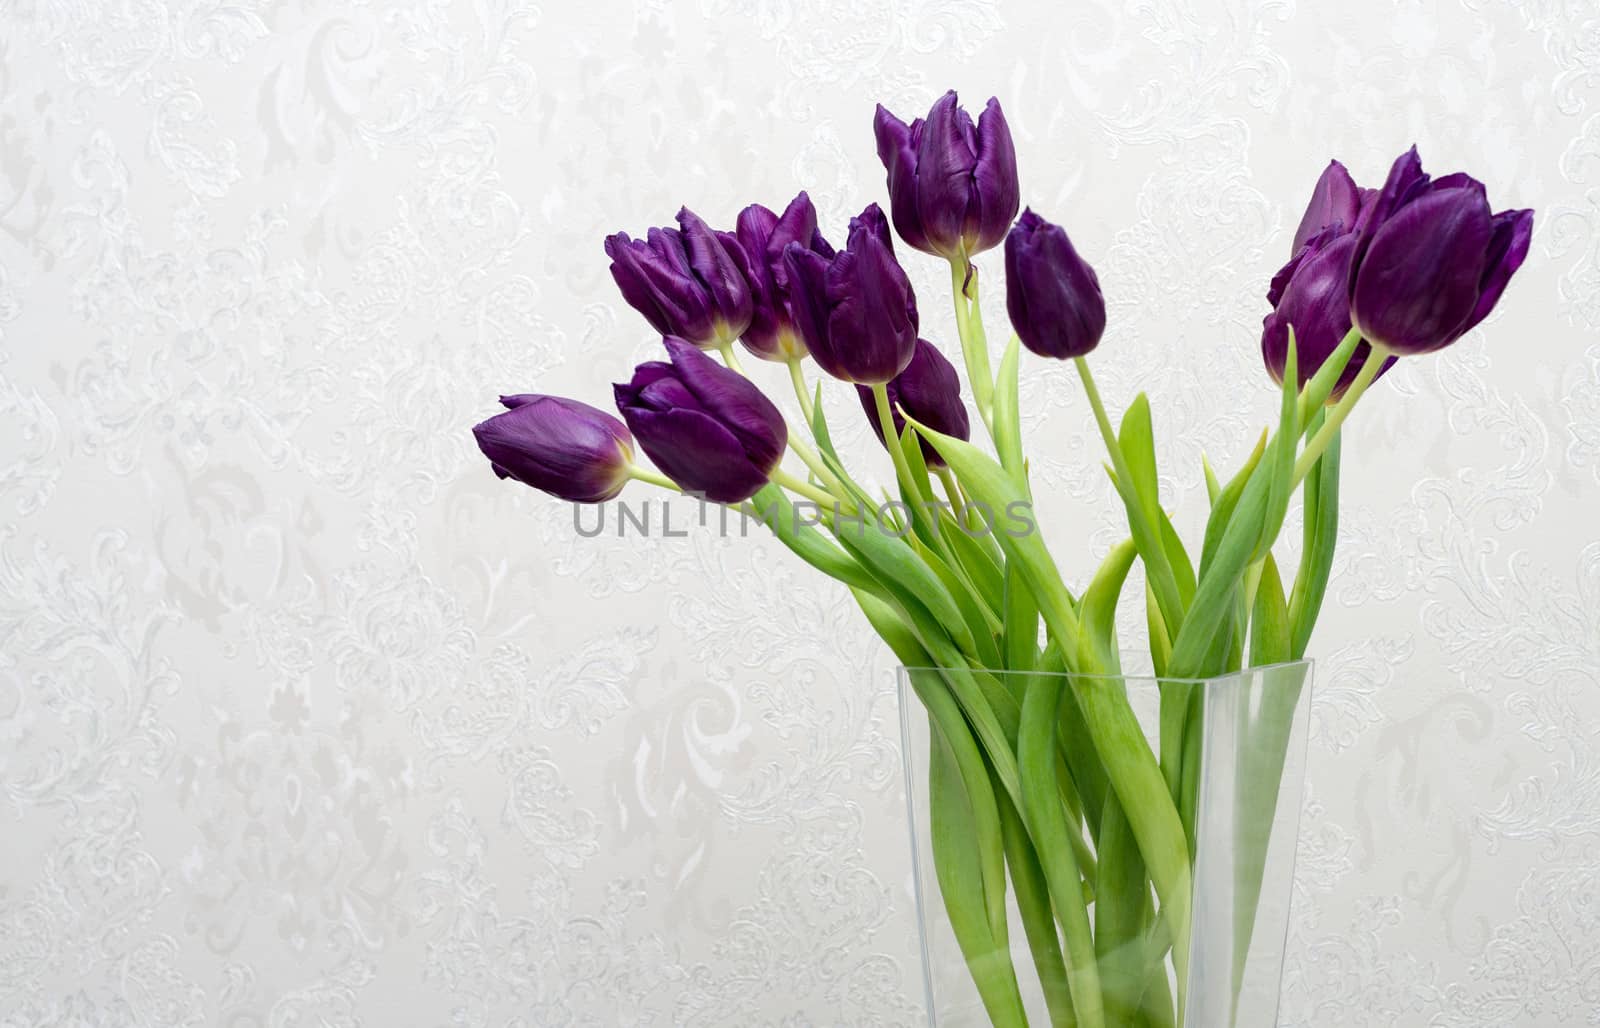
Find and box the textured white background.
[1,1,1597,1025]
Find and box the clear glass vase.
[898,662,1313,1028]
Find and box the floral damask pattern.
[0,1,1597,1024]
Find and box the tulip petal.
[969,97,1021,253]
[1462,207,1534,332]
[1351,187,1493,354]
[624,405,767,502]
[1292,160,1361,254]
[874,104,930,253]
[663,338,786,471]
[915,90,976,257]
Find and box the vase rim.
[895,658,1313,686]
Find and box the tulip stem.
[787,357,816,425]
[1292,344,1385,487]
[628,465,681,491]
[949,255,996,437]
[717,341,748,376]
[772,467,842,511]
[872,383,921,500]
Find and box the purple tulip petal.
[969,97,1021,253]
[1292,160,1361,254]
[1351,186,1494,354]
[874,103,930,254]
[1462,207,1534,332]
[914,90,975,257]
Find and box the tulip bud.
[784,203,920,385]
[472,395,634,503]
[735,191,837,361]
[1262,226,1394,400]
[605,207,754,349]
[1003,209,1106,360]
[1348,146,1534,356]
[855,339,971,467]
[613,337,787,503]
[873,91,1020,259]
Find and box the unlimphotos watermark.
[572,494,1038,539]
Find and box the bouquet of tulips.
[473,91,1532,1027]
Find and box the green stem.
[627,465,680,491]
[786,356,816,425]
[949,254,996,436]
[771,467,842,511]
[871,383,920,497]
[1291,344,1385,486]
[716,339,748,375]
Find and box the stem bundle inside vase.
[470,90,1534,1027]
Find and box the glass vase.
[898,662,1313,1028]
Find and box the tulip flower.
[735,192,837,361]
[473,395,634,503]
[1262,226,1394,399]
[873,91,1020,259]
[855,339,971,467]
[1291,160,1376,255]
[784,203,920,385]
[1004,209,1106,360]
[1348,146,1534,356]
[613,336,787,503]
[605,207,754,350]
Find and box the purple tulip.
[473,395,634,503]
[735,192,836,361]
[855,338,971,468]
[613,337,787,503]
[1348,146,1534,356]
[874,91,1020,259]
[1291,160,1376,255]
[1262,226,1394,400]
[1004,209,1106,360]
[605,207,754,349]
[784,203,920,385]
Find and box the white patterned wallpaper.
[1,1,1597,1025]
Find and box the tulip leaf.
[1002,562,1039,676]
[940,510,1007,614]
[1250,553,1291,667]
[1076,538,1138,675]
[1119,393,1161,528]
[1146,581,1172,679]
[1288,416,1341,658]
[1157,506,1197,609]
[808,387,879,513]
[1101,398,1185,636]
[1018,674,1106,1027]
[1198,429,1268,577]
[748,485,880,595]
[1255,334,1301,563]
[994,334,1026,483]
[1297,326,1363,425]
[832,510,978,657]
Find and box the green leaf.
[1255,332,1302,563]
[923,684,1030,1026]
[1077,538,1138,674]
[832,511,978,656]
[993,334,1026,483]
[943,511,1007,614]
[1297,326,1363,423]
[1119,393,1162,530]
[1288,418,1341,659]
[1250,554,1291,666]
[1019,676,1106,1027]
[1002,563,1039,676]
[748,485,879,594]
